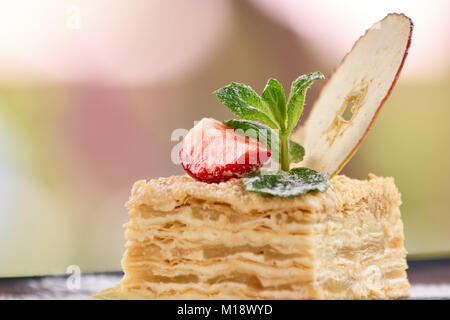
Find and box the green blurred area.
[0,88,127,276]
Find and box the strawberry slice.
[180,118,271,183]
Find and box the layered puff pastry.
[93,174,410,299]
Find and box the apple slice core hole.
[324,83,368,147]
[341,99,356,122]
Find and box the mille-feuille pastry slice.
[116,174,409,299]
[93,13,413,300]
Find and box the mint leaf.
[224,119,280,163]
[243,167,330,197]
[215,83,278,129]
[289,140,305,163]
[223,119,274,146]
[286,71,325,133]
[224,119,304,164]
[261,79,286,132]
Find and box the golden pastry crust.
[93,174,410,300]
[126,174,399,215]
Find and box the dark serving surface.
[0,259,449,300]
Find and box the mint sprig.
[216,72,323,171]
[215,72,327,197]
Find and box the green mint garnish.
[286,72,325,133]
[215,72,327,197]
[288,140,305,163]
[216,72,323,171]
[261,78,287,130]
[223,119,305,164]
[214,82,278,129]
[243,168,330,197]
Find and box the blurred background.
[0,0,448,277]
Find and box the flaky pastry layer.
[94,174,410,300]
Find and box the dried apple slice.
[292,13,413,176]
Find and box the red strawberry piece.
[180,118,271,183]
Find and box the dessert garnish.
[180,72,328,197]
[179,118,271,183]
[216,72,328,197]
[180,13,413,197]
[243,167,329,197]
[293,13,413,177]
